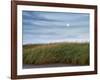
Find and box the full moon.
[66,24,70,27]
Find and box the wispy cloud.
[22,10,90,44]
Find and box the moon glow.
[66,24,70,27]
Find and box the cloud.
[22,11,90,44]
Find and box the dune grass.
[23,42,89,65]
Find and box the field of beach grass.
[23,42,89,66]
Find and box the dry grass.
[23,42,89,65]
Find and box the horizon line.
[23,40,89,45]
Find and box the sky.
[22,10,90,44]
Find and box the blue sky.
[22,10,90,44]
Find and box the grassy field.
[23,42,89,65]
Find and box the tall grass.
[23,42,89,65]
